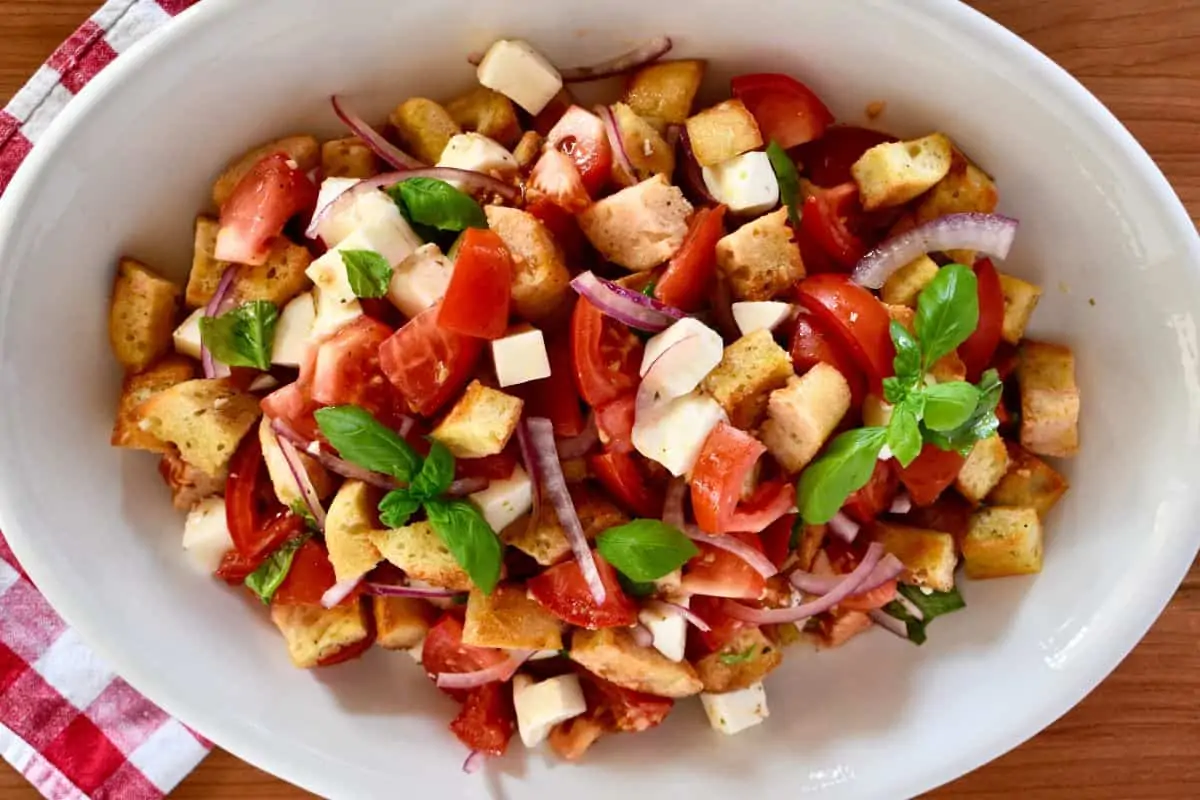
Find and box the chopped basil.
[198,300,278,371]
[766,140,801,226]
[340,249,393,298]
[244,535,307,605]
[389,178,487,233]
[596,520,699,582]
[882,584,966,645]
[641,280,657,298]
[378,489,422,528]
[424,498,503,594]
[718,645,758,665]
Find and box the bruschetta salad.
[107,35,1080,769]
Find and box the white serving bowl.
[0,0,1197,797]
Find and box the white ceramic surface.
[0,1,1197,798]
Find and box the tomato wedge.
[590,451,663,518]
[760,513,798,570]
[731,73,834,149]
[654,205,727,312]
[579,673,674,732]
[796,273,895,390]
[438,228,514,340]
[450,683,517,756]
[544,106,613,197]
[690,423,766,534]
[838,578,898,612]
[571,297,643,408]
[529,149,592,213]
[215,512,303,584]
[215,153,318,265]
[687,595,747,655]
[958,257,1004,382]
[456,450,518,481]
[379,304,483,417]
[422,614,510,700]
[897,444,966,507]
[516,332,586,437]
[842,459,898,524]
[726,480,795,533]
[527,554,638,629]
[310,317,402,423]
[273,540,349,606]
[595,393,636,455]
[796,126,896,188]
[801,182,869,269]
[790,313,867,407]
[681,533,767,600]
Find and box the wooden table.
[1,0,1197,797]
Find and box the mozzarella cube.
[314,177,359,226]
[316,186,409,248]
[639,601,688,663]
[437,133,518,183]
[307,250,364,340]
[732,301,793,336]
[477,39,564,115]
[632,391,726,477]
[700,683,770,735]
[492,327,551,387]
[406,635,426,664]
[469,465,534,533]
[181,496,234,573]
[273,292,315,367]
[173,308,205,359]
[640,317,725,400]
[513,673,587,748]
[387,243,454,319]
[701,151,780,216]
[336,213,422,268]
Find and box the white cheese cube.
[406,635,426,664]
[181,496,234,573]
[639,317,724,400]
[173,307,205,359]
[632,391,726,477]
[316,186,408,248]
[307,250,363,340]
[387,243,454,318]
[491,327,551,388]
[701,151,780,216]
[477,39,563,115]
[437,133,518,184]
[700,683,770,735]
[639,601,688,663]
[336,214,422,268]
[469,465,533,533]
[314,177,360,228]
[513,673,587,748]
[732,301,794,336]
[273,292,315,367]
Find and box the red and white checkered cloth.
[0,3,213,797]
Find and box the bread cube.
[259,414,333,507]
[111,356,196,452]
[548,716,606,761]
[702,330,795,429]
[503,485,626,566]
[851,133,953,210]
[109,258,181,372]
[444,87,522,147]
[186,216,233,308]
[212,135,320,208]
[962,506,1043,578]
[611,103,675,183]
[232,238,313,307]
[137,379,261,475]
[430,380,524,459]
[321,136,378,179]
[1017,341,1080,458]
[998,273,1043,345]
[685,99,763,167]
[693,627,782,694]
[881,255,939,308]
[577,174,693,271]
[323,480,384,583]
[623,59,706,128]
[714,208,804,301]
[513,131,544,170]
[389,97,462,164]
[871,522,957,591]
[760,365,851,473]
[954,435,1010,505]
[270,601,370,669]
[485,205,572,321]
[462,583,564,651]
[371,521,472,591]
[914,154,999,222]
[988,443,1069,516]
[569,628,703,698]
[374,596,438,650]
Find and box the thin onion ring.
[330,95,423,170]
[723,543,886,624]
[852,212,1019,289]
[683,525,777,579]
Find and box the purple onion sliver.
[276,434,327,530]
[828,511,861,543]
[723,543,886,624]
[630,623,654,648]
[559,36,672,83]
[366,582,466,600]
[446,477,490,497]
[662,478,687,528]
[320,577,361,609]
[200,265,239,378]
[556,413,598,460]
[889,492,913,514]
[331,95,424,170]
[650,600,711,633]
[597,105,635,185]
[868,608,911,640]
[569,271,683,332]
[462,750,487,775]
[851,212,1019,289]
[683,525,777,579]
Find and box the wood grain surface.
[0,1,1198,797]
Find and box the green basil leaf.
[244,535,307,605]
[923,369,1003,453]
[314,405,423,481]
[394,178,487,233]
[340,249,394,298]
[596,520,700,582]
[922,381,981,432]
[411,439,455,500]
[886,401,923,467]
[914,264,979,367]
[198,300,278,371]
[882,585,966,645]
[424,498,503,594]
[796,427,888,524]
[641,280,657,298]
[378,489,423,528]
[718,645,758,666]
[766,141,801,226]
[889,320,922,387]
[288,499,320,533]
[617,573,657,598]
[882,377,908,406]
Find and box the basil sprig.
[199,300,278,370]
[245,534,309,605]
[386,177,487,246]
[596,520,699,583]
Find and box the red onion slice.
[630,623,654,648]
[570,271,685,332]
[868,608,910,639]
[852,212,1019,289]
[560,36,672,82]
[270,418,400,489]
[662,478,687,528]
[723,543,885,624]
[683,525,777,579]
[200,266,239,379]
[436,649,533,690]
[556,413,599,460]
[827,511,861,543]
[677,130,715,204]
[516,419,544,541]
[527,417,606,604]
[646,599,711,633]
[596,105,635,186]
[446,477,490,497]
[320,577,360,609]
[275,433,327,530]
[790,553,905,597]
[894,591,925,621]
[330,95,424,170]
[462,750,487,774]
[366,582,466,600]
[889,492,913,515]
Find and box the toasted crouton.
[702,330,795,429]
[988,443,1068,517]
[851,134,953,210]
[714,208,805,301]
[954,435,1009,504]
[796,523,827,571]
[962,506,1043,579]
[158,450,226,510]
[694,627,782,693]
[270,601,370,669]
[186,217,233,309]
[484,206,572,321]
[371,521,472,591]
[814,609,874,649]
[430,381,523,459]
[444,87,522,147]
[389,97,462,165]
[462,583,564,651]
[137,379,261,476]
[685,99,763,167]
[885,304,967,382]
[881,255,939,308]
[212,135,320,209]
[321,136,378,179]
[623,60,706,128]
[570,628,702,698]
[513,131,544,170]
[109,258,181,373]
[914,154,999,223]
[577,175,693,272]
[111,356,196,452]
[504,484,627,566]
[374,596,438,650]
[1017,341,1080,458]
[871,522,957,591]
[760,365,851,473]
[998,273,1043,345]
[611,103,675,183]
[323,480,385,583]
[259,417,334,509]
[231,238,313,307]
[549,716,606,761]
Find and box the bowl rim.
[0,0,1197,797]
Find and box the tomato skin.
[796,273,895,390]
[514,331,586,437]
[897,445,966,507]
[760,513,798,570]
[790,313,867,407]
[801,182,868,269]
[526,198,585,266]
[731,73,834,149]
[958,257,1004,382]
[654,205,727,312]
[310,317,402,421]
[838,578,898,612]
[215,512,302,583]
[544,105,613,197]
[529,149,592,213]
[579,672,673,732]
[796,126,896,188]
[688,595,747,655]
[594,394,636,454]
[456,450,518,481]
[422,614,510,699]
[842,459,898,524]
[273,540,348,606]
[450,682,517,756]
[726,480,795,533]
[570,297,643,408]
[316,618,376,667]
[438,229,514,340]
[379,305,483,417]
[215,153,318,265]
[681,533,767,600]
[590,451,663,519]
[690,423,766,534]
[527,555,638,629]
[261,342,321,441]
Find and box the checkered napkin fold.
[0,2,212,798]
